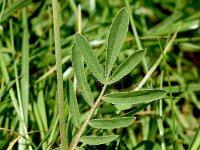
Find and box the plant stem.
[52,0,67,149]
[69,83,108,150]
[166,66,176,149]
[157,68,166,150]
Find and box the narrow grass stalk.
[48,6,53,53]
[8,0,15,56]
[21,7,29,126]
[159,36,176,149]
[159,73,166,150]
[78,4,81,33]
[69,83,108,150]
[52,0,67,149]
[188,122,200,150]
[14,61,24,124]
[0,0,6,23]
[157,118,166,150]
[134,27,180,91]
[0,43,31,149]
[157,63,166,150]
[19,7,30,150]
[166,66,176,149]
[125,0,148,73]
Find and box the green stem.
[69,83,108,150]
[157,68,166,150]
[125,0,148,73]
[51,0,67,149]
[166,67,176,149]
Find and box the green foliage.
[0,0,200,150]
[133,141,161,150]
[108,50,146,84]
[80,135,118,145]
[67,80,80,129]
[89,117,136,129]
[105,8,129,78]
[103,90,167,105]
[188,124,200,150]
[72,43,93,106]
[75,33,105,83]
[69,8,167,149]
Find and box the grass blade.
[18,7,30,150]
[2,0,32,22]
[80,135,118,145]
[76,33,104,83]
[33,102,47,149]
[72,43,93,106]
[108,50,145,84]
[68,80,81,128]
[89,117,136,129]
[103,90,167,105]
[20,7,29,125]
[105,7,129,78]
[37,84,48,130]
[188,123,200,150]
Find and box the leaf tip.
[119,7,128,13]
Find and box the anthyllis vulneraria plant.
[67,7,167,150]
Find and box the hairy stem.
[69,83,108,150]
[52,0,67,149]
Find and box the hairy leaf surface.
[72,43,93,106]
[89,117,136,129]
[80,135,118,145]
[103,90,167,105]
[76,33,104,83]
[68,80,81,128]
[106,7,129,78]
[108,50,145,84]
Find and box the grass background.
[0,0,200,149]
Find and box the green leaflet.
[105,7,129,78]
[103,90,167,105]
[72,43,93,106]
[80,135,118,145]
[75,33,105,83]
[68,80,81,128]
[89,117,136,129]
[108,50,146,84]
